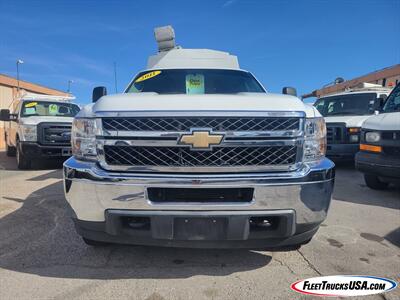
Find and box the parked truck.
[313,83,392,161]
[356,83,400,189]
[0,94,80,169]
[63,26,335,248]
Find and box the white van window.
[314,93,377,116]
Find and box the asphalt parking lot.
[0,152,399,300]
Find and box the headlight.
[365,131,381,143]
[349,135,359,143]
[20,125,37,141]
[71,118,98,160]
[303,117,327,162]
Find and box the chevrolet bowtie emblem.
[179,131,224,150]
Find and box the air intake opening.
[147,188,254,203]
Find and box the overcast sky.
[1,0,399,104]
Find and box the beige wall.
[0,85,14,149]
[0,85,14,110]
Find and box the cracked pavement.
[0,152,399,299]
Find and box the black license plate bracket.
[173,217,228,240]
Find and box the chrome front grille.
[102,117,300,132]
[97,112,305,173]
[104,145,298,167]
[326,123,346,144]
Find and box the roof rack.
[344,82,392,93]
[19,94,76,102]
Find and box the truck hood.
[362,112,400,131]
[324,115,373,127]
[88,93,317,118]
[20,116,74,125]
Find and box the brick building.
[302,64,400,99]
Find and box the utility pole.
[16,59,24,95]
[114,62,118,93]
[67,80,74,93]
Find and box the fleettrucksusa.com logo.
[291,275,397,297]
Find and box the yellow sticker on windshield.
[25,102,37,108]
[135,70,161,83]
[49,104,58,115]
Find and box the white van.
[314,83,392,161]
[355,83,400,189]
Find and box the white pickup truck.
[313,84,392,161]
[0,95,80,169]
[63,26,335,248]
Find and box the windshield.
[382,84,400,113]
[126,69,265,95]
[314,93,377,117]
[21,101,80,118]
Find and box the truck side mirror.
[374,96,386,112]
[282,87,297,97]
[0,109,10,121]
[92,86,107,103]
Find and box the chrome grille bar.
[104,145,298,167]
[103,116,301,132]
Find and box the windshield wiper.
[326,112,360,116]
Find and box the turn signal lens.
[348,127,360,133]
[360,144,382,153]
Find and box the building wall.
[0,85,14,109]
[0,85,14,149]
[374,75,400,88]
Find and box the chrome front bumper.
[63,157,335,223]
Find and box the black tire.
[364,174,389,190]
[300,238,312,245]
[82,237,110,247]
[16,140,31,170]
[6,143,16,157]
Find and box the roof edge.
[0,73,72,97]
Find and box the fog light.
[123,217,150,230]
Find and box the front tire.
[16,140,31,169]
[364,174,389,190]
[6,143,16,157]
